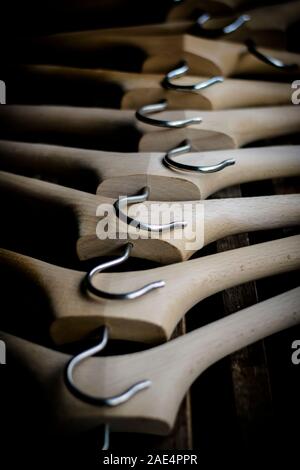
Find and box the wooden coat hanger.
[167,0,268,20]
[4,64,293,109]
[1,286,299,435]
[0,234,299,344]
[0,105,299,152]
[1,140,299,201]
[3,0,267,38]
[1,170,300,263]
[20,32,300,77]
[89,1,300,49]
[194,1,300,48]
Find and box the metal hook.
[114,186,187,232]
[245,39,298,71]
[162,61,224,92]
[64,326,152,407]
[102,424,110,450]
[135,100,202,128]
[84,243,165,300]
[164,140,235,174]
[196,12,250,38]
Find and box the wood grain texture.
[3,65,293,109]
[1,141,299,200]
[0,105,299,152]
[1,286,299,435]
[1,170,300,263]
[215,184,273,453]
[21,32,300,76]
[1,233,299,344]
[76,1,300,49]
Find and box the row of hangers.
[1,0,300,451]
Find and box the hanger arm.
[166,287,300,377]
[1,234,299,346]
[0,170,109,254]
[1,171,299,265]
[174,234,300,300]
[198,145,300,199]
[150,286,300,432]
[0,140,162,193]
[1,141,299,202]
[0,139,200,202]
[11,32,300,77]
[0,105,140,152]
[0,139,110,184]
[150,234,300,337]
[103,194,300,260]
[0,170,99,214]
[227,106,300,147]
[203,194,300,247]
[1,105,299,153]
[4,64,292,110]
